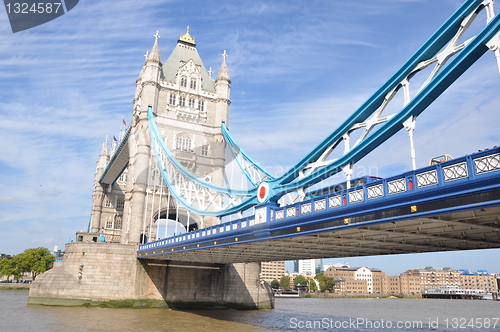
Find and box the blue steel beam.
[138,147,500,261]
[269,2,500,198]
[221,122,275,186]
[274,0,486,187]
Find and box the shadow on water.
[4,291,500,332]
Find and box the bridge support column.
[143,260,274,309]
[28,242,274,310]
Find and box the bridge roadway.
[138,147,500,264]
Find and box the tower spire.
[216,50,231,83]
[101,136,109,157]
[147,31,162,64]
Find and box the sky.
[0,0,499,276]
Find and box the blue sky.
[0,0,499,276]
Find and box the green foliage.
[279,275,290,290]
[315,272,324,280]
[308,279,318,291]
[270,279,280,289]
[318,275,335,292]
[293,275,308,286]
[0,258,19,280]
[13,247,55,280]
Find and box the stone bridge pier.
[28,242,274,309]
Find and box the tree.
[13,247,55,280]
[0,258,19,280]
[279,275,290,290]
[315,272,324,280]
[270,279,280,290]
[308,278,318,291]
[294,275,308,287]
[318,275,335,292]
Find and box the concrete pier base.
[28,242,274,309]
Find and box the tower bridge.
[30,0,500,309]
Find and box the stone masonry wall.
[143,260,274,309]
[29,242,147,301]
[223,262,274,309]
[29,243,273,309]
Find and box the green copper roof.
[162,42,215,92]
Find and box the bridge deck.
[99,126,131,185]
[138,147,500,263]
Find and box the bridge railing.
[271,147,500,222]
[138,147,500,251]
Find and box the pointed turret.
[89,136,110,233]
[134,31,163,117]
[216,50,231,83]
[147,31,162,65]
[214,50,231,126]
[100,137,108,156]
[96,136,110,174]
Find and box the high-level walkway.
[138,147,500,263]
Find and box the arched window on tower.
[176,134,192,152]
[190,78,197,89]
[201,144,209,156]
[179,96,186,106]
[169,94,176,105]
[114,215,122,229]
[116,198,124,209]
[180,76,187,87]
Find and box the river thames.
[1,290,499,331]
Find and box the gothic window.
[118,173,127,183]
[169,94,176,105]
[114,216,122,230]
[104,198,111,208]
[180,76,187,87]
[188,98,195,108]
[199,101,204,112]
[179,96,186,106]
[201,144,209,156]
[190,78,197,89]
[116,198,125,209]
[105,217,113,229]
[176,134,192,152]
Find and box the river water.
[1,290,499,331]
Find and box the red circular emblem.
[257,181,270,203]
[259,186,266,199]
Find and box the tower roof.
[162,27,215,91]
[216,50,231,83]
[147,31,162,65]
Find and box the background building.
[260,261,285,283]
[293,259,322,276]
[322,264,498,296]
[459,270,498,294]
[324,266,386,294]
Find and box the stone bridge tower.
[30,29,273,310]
[85,28,231,245]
